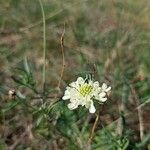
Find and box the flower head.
[62,76,111,113]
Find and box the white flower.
[62,77,111,113]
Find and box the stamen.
[79,84,93,97]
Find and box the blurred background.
[0,0,150,149]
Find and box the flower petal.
[68,102,78,110]
[100,97,107,102]
[102,83,107,90]
[99,92,106,98]
[89,101,96,113]
[102,83,111,92]
[77,77,85,85]
[62,95,70,100]
[64,89,70,95]
[105,86,111,92]
[93,81,99,88]
[69,82,76,88]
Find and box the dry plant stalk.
[53,23,66,101]
[57,23,66,90]
[131,86,144,141]
[88,114,99,144]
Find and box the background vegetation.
[0,0,150,149]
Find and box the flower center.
[79,84,93,97]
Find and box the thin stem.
[88,113,99,144]
[20,9,63,32]
[39,0,46,94]
[57,23,66,89]
[131,86,144,141]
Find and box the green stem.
[39,0,46,95]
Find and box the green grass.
[0,0,150,149]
